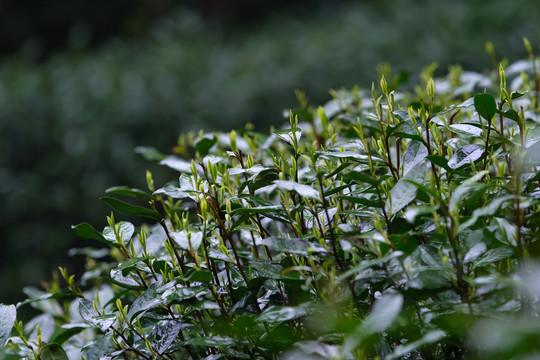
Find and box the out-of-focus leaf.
[160,156,193,173]
[256,304,310,324]
[39,343,69,360]
[343,293,403,353]
[386,330,446,360]
[105,186,154,199]
[50,324,87,345]
[449,171,487,214]
[195,136,217,156]
[134,146,166,161]
[459,195,516,231]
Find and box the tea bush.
[1,43,540,359]
[3,0,540,304]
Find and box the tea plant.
[1,42,540,359]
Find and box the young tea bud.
[426,78,435,100]
[229,129,237,151]
[146,170,155,192]
[380,75,388,96]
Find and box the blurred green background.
[1,0,539,303]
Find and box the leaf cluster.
[2,45,540,359]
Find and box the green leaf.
[127,282,164,321]
[103,221,134,245]
[447,144,484,170]
[0,304,16,349]
[273,180,320,200]
[170,231,203,251]
[387,161,427,215]
[50,324,87,345]
[134,146,166,161]
[78,299,115,332]
[319,151,373,164]
[449,171,488,214]
[71,223,108,243]
[195,136,217,156]
[459,195,516,231]
[496,108,520,122]
[474,93,496,120]
[343,293,403,353]
[402,140,428,176]
[437,97,475,115]
[100,196,162,220]
[160,156,193,173]
[39,343,69,360]
[341,170,386,186]
[260,237,327,255]
[448,124,484,137]
[426,155,453,173]
[338,251,404,280]
[273,129,302,146]
[386,330,446,360]
[150,320,182,355]
[256,304,309,324]
[153,184,189,199]
[105,186,154,199]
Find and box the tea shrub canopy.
[1,47,540,359]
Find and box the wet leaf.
[449,124,484,137]
[274,180,320,200]
[0,304,16,348]
[387,161,427,215]
[447,144,483,169]
[402,140,428,176]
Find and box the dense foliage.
[1,42,540,359]
[3,0,540,303]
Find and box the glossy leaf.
[0,304,16,349]
[100,196,162,220]
[447,144,483,169]
[127,282,163,321]
[387,161,427,215]
[273,180,320,200]
[103,221,134,245]
[273,129,302,146]
[402,140,428,176]
[448,124,484,137]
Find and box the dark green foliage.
[2,48,540,359]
